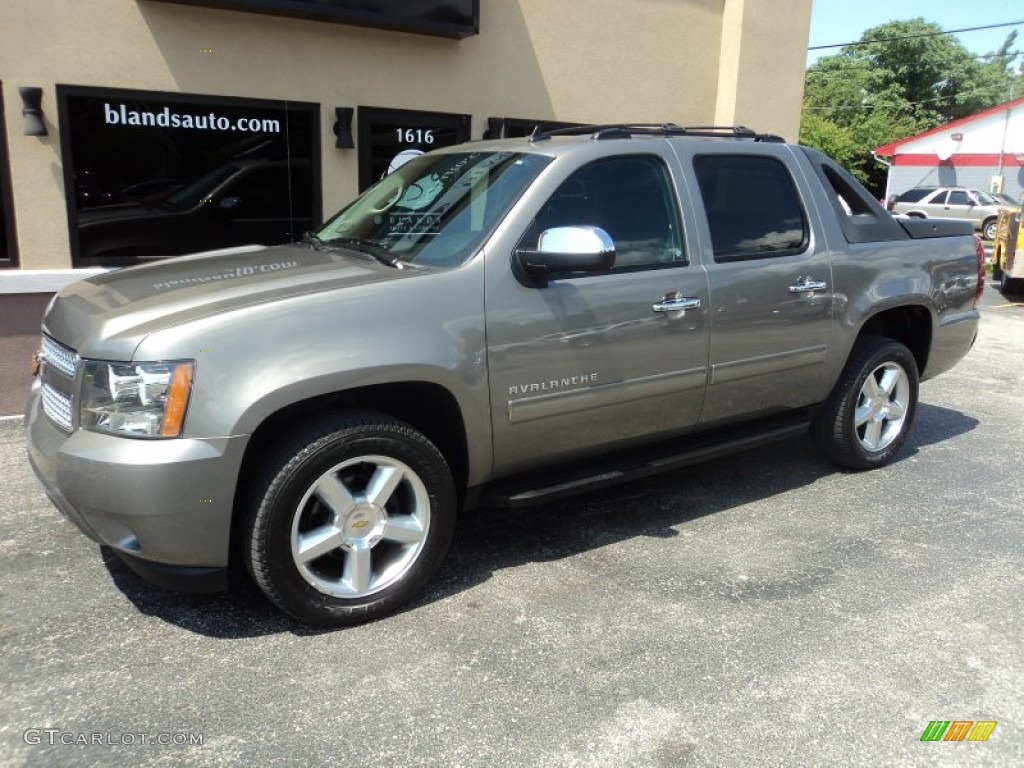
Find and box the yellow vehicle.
[992,207,1023,294]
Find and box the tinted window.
[947,190,970,206]
[693,155,808,261]
[928,191,948,204]
[521,156,685,269]
[59,86,319,267]
[895,187,933,203]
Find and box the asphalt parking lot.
[1,288,1022,767]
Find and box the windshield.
[973,190,998,206]
[315,151,550,268]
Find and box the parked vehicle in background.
[26,124,984,627]
[992,207,1024,293]
[890,186,1005,240]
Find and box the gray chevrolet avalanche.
[26,125,983,626]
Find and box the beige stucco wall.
[0,0,810,271]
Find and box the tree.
[800,19,1020,195]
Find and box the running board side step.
[479,415,813,509]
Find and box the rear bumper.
[25,382,249,578]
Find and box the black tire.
[1000,269,1018,295]
[991,257,1003,282]
[982,218,997,242]
[812,337,919,470]
[243,411,456,626]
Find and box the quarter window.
[520,156,685,270]
[694,154,808,261]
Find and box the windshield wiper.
[323,237,406,269]
[301,232,325,251]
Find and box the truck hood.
[43,243,416,359]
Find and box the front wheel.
[243,412,456,626]
[982,218,998,242]
[812,337,919,470]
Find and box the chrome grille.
[39,335,78,432]
[41,335,78,378]
[41,380,74,432]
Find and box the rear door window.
[693,154,808,262]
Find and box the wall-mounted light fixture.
[19,87,47,136]
[333,107,354,149]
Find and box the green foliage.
[800,18,1020,195]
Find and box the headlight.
[80,360,194,438]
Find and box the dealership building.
[0,0,812,414]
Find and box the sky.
[806,0,1024,68]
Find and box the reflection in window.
[694,154,808,261]
[522,155,685,269]
[60,87,318,266]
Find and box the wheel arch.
[230,382,470,564]
[856,305,932,376]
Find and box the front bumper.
[25,383,249,586]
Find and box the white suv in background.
[889,187,1006,240]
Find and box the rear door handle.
[789,277,828,294]
[652,296,701,313]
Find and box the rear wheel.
[812,337,918,470]
[243,412,456,626]
[1001,269,1019,294]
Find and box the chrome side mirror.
[516,226,615,275]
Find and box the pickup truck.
[25,124,984,626]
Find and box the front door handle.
[652,296,701,313]
[789,277,828,294]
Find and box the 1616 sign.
[358,107,470,191]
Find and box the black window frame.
[356,106,471,192]
[517,153,688,276]
[693,153,810,263]
[0,86,18,268]
[57,84,321,268]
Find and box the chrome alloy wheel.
[854,361,910,452]
[290,455,431,598]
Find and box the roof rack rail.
[528,123,785,143]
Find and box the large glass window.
[357,107,471,192]
[694,154,808,261]
[519,155,685,270]
[58,86,319,267]
[0,86,16,268]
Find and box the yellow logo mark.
[352,520,369,530]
